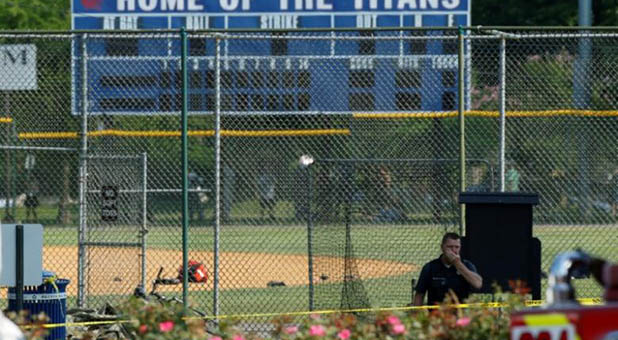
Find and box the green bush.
[272,292,523,340]
[119,297,207,340]
[59,284,527,340]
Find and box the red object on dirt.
[177,260,208,283]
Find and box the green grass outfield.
[43,223,618,260]
[33,222,618,318]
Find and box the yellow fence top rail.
[11,109,618,140]
[353,109,618,119]
[18,129,351,139]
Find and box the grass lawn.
[30,220,617,316]
[3,200,616,317]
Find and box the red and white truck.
[510,251,618,340]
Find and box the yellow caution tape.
[39,320,126,329]
[43,276,59,293]
[32,297,604,329]
[0,117,13,124]
[42,274,66,321]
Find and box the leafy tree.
[473,1,578,26]
[593,0,618,25]
[473,0,618,26]
[0,0,70,30]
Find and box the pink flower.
[391,323,406,335]
[209,337,223,340]
[337,329,351,340]
[285,326,299,334]
[233,334,245,340]
[159,321,174,332]
[309,325,326,337]
[456,317,471,327]
[138,325,148,334]
[386,315,401,326]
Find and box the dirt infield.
[42,246,416,297]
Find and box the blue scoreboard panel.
[72,0,470,115]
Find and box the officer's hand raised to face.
[444,249,460,264]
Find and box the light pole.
[299,154,315,311]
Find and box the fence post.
[141,152,148,291]
[2,97,16,223]
[77,33,89,307]
[15,224,24,311]
[213,33,222,320]
[458,26,466,235]
[180,27,189,311]
[306,162,314,311]
[3,117,13,222]
[10,123,17,220]
[499,37,506,192]
[575,24,592,218]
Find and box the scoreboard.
[71,0,470,115]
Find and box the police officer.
[188,171,205,221]
[413,232,482,305]
[24,188,39,222]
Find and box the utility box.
[0,224,43,286]
[458,192,541,300]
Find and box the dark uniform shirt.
[415,255,478,305]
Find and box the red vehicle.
[510,251,618,340]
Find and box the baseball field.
[29,221,618,317]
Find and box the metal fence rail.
[0,29,617,327]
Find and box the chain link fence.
[467,29,618,299]
[0,29,617,328]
